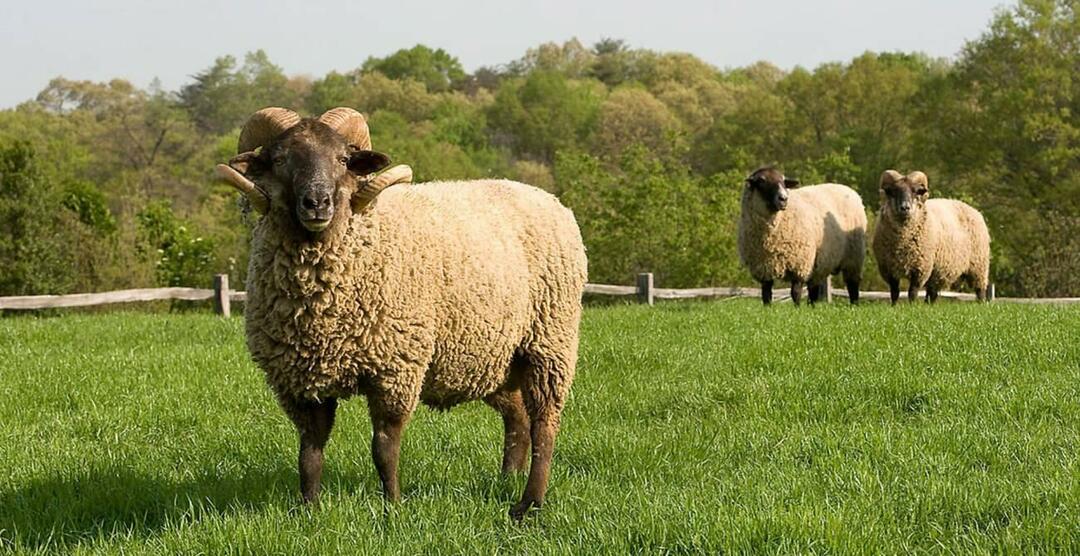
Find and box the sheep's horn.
[215,164,270,214]
[880,169,903,187]
[352,164,413,212]
[318,107,372,150]
[238,107,301,153]
[907,171,929,188]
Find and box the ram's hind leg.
[511,350,575,521]
[484,387,531,474]
[281,396,338,506]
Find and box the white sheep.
[737,167,867,305]
[216,107,588,520]
[872,170,991,303]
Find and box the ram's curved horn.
[318,107,372,150]
[880,169,903,188]
[907,171,929,188]
[352,164,413,212]
[237,107,301,153]
[215,163,270,214]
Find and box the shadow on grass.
[0,465,320,551]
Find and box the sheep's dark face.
[879,171,929,223]
[746,168,798,213]
[229,120,390,233]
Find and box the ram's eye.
[339,156,349,166]
[915,187,928,195]
[272,156,286,167]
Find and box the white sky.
[1,0,1009,108]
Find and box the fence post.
[988,283,995,302]
[636,272,654,306]
[213,274,231,317]
[825,279,833,303]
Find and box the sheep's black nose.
[302,192,332,211]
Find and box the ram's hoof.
[509,500,540,521]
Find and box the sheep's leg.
[842,269,860,304]
[284,397,338,505]
[511,357,570,521]
[790,280,805,306]
[888,278,900,305]
[808,282,822,304]
[907,273,921,303]
[368,401,411,502]
[484,388,531,473]
[761,281,773,305]
[926,287,939,304]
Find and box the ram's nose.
[302,192,332,213]
[298,191,334,232]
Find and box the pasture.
[1,300,1078,553]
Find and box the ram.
[216,107,588,520]
[872,170,990,303]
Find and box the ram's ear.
[347,149,392,176]
[908,171,929,195]
[228,151,264,176]
[783,177,800,188]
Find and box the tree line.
[0,0,1076,298]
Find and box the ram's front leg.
[790,280,805,306]
[281,396,338,505]
[367,393,416,502]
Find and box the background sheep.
[216,107,588,520]
[738,167,867,305]
[872,170,991,303]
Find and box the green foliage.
[362,45,466,93]
[137,201,215,288]
[559,145,744,287]
[0,141,76,295]
[61,179,116,234]
[1,303,1078,552]
[2,11,1080,296]
[487,71,604,162]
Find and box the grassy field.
[1,300,1078,554]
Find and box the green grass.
[1,301,1078,554]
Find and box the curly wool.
[244,179,588,416]
[738,183,867,285]
[872,198,990,294]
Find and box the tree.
[362,45,466,93]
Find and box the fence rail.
[1,273,1078,314]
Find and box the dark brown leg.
[790,280,805,306]
[808,282,823,304]
[843,269,859,305]
[485,389,531,473]
[927,287,939,304]
[368,401,410,502]
[888,278,900,305]
[282,397,338,505]
[761,280,773,305]
[510,358,570,521]
[907,274,920,303]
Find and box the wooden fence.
[1,273,1078,315]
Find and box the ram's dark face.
[879,171,929,222]
[228,121,390,233]
[746,167,799,212]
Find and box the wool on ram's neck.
[874,202,932,272]
[248,204,381,312]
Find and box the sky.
[0,0,1009,108]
